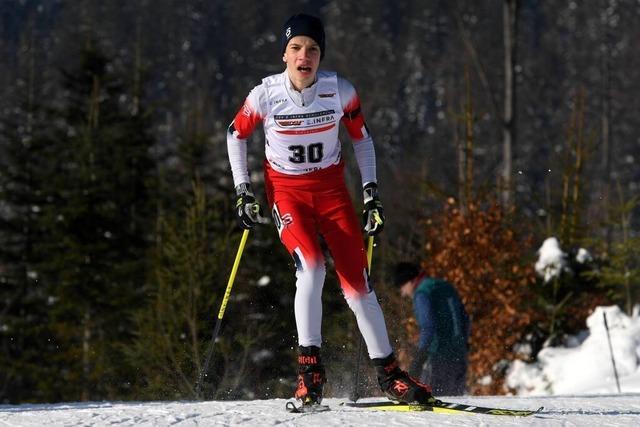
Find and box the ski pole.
[603,311,622,393]
[351,236,375,402]
[367,234,374,271]
[195,228,250,399]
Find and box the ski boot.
[294,345,327,406]
[373,353,437,405]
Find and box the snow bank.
[507,305,640,395]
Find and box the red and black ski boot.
[373,354,437,405]
[294,345,327,406]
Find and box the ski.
[285,401,331,413]
[343,400,543,417]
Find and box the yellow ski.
[343,400,542,417]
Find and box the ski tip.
[285,400,330,413]
[285,401,300,413]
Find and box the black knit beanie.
[281,13,325,60]
[392,262,421,288]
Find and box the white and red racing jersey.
[227,70,376,187]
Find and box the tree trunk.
[600,0,614,255]
[82,309,91,401]
[501,0,518,208]
[464,67,474,208]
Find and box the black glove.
[362,182,385,236]
[234,183,266,229]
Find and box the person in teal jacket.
[393,262,470,395]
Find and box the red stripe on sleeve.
[232,99,262,139]
[341,94,367,140]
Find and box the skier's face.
[283,36,321,90]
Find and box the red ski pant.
[264,160,369,297]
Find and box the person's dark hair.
[392,262,421,287]
[281,13,325,60]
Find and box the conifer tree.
[0,42,157,402]
[592,189,640,316]
[0,101,56,402]
[128,179,231,399]
[42,44,156,400]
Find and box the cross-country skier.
[225,13,435,407]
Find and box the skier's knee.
[338,267,371,298]
[343,288,375,312]
[295,259,326,289]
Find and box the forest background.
[1,0,639,403]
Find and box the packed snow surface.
[2,395,640,426]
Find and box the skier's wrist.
[362,182,379,204]
[235,182,254,197]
